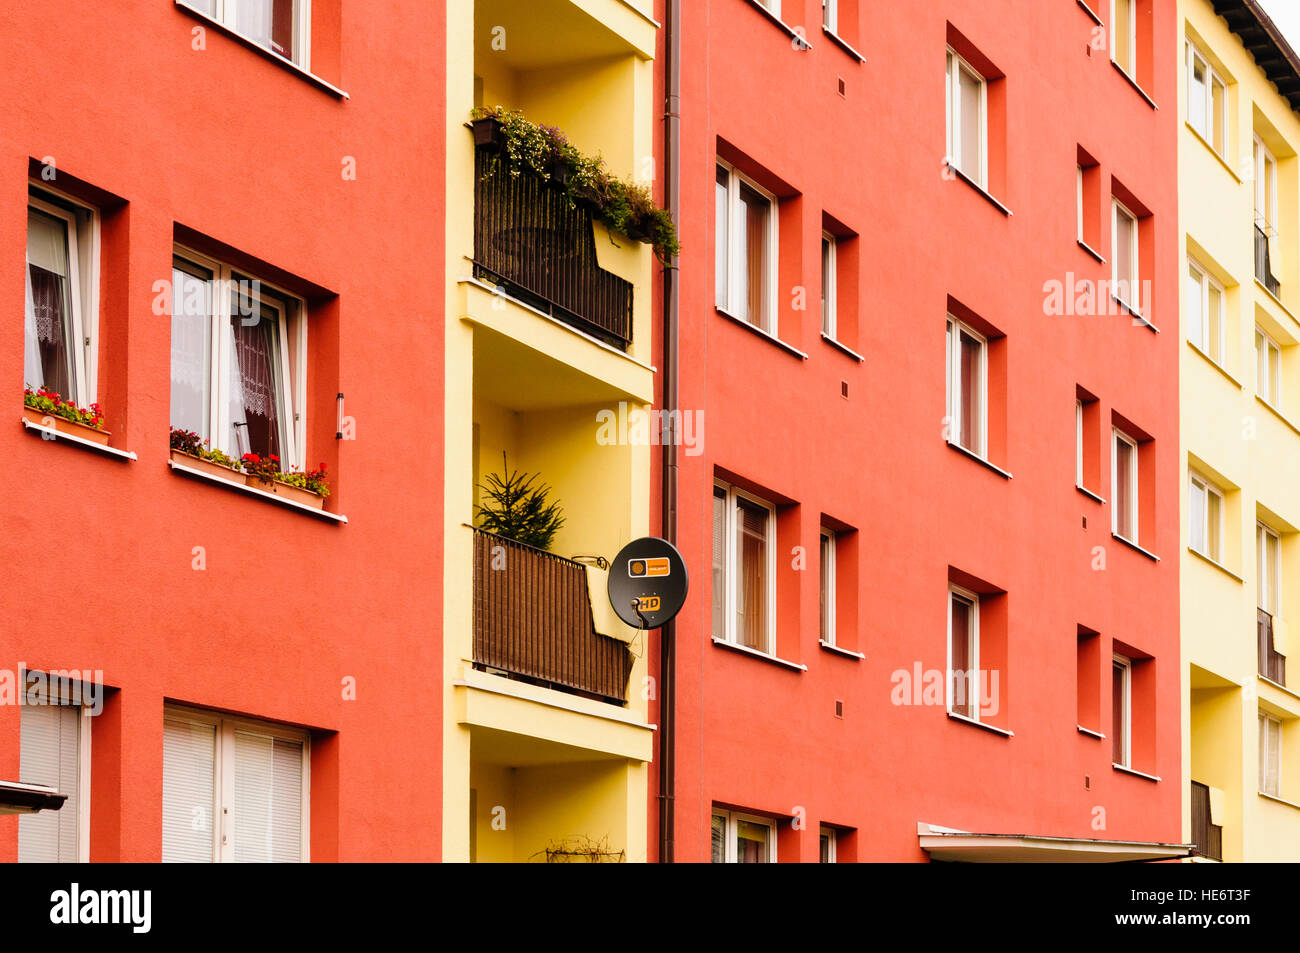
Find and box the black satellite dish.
[607,537,689,629]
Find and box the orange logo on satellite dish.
[628,557,671,578]
[637,595,663,611]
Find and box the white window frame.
[1256,326,1282,408]
[1112,428,1140,542]
[1258,521,1281,616]
[821,231,838,339]
[819,825,837,863]
[1077,166,1085,243]
[715,159,779,334]
[1112,199,1141,312]
[1112,0,1137,77]
[711,809,776,863]
[1255,136,1278,235]
[172,245,307,469]
[946,584,981,721]
[1113,654,1133,769]
[1186,258,1226,365]
[1187,42,1227,155]
[1260,711,1282,797]
[163,705,311,863]
[1188,472,1224,563]
[25,187,102,408]
[945,315,988,458]
[1076,399,1085,487]
[189,0,313,69]
[713,480,777,655]
[945,47,988,189]
[819,528,837,647]
[822,0,836,33]
[18,680,92,863]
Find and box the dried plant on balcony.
[535,836,626,863]
[474,452,566,551]
[471,105,680,263]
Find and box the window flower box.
[241,454,329,510]
[169,449,242,483]
[21,398,109,446]
[472,116,505,152]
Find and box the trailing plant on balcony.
[474,452,566,551]
[24,385,104,430]
[471,106,680,262]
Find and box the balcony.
[1258,608,1287,685]
[1189,781,1223,861]
[472,529,633,705]
[1255,224,1282,297]
[473,148,633,350]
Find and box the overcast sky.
[1256,0,1300,54]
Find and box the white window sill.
[174,1,349,99]
[1076,0,1103,26]
[1187,546,1243,583]
[1186,340,1242,389]
[1258,675,1300,702]
[821,27,865,63]
[168,459,347,523]
[1183,121,1241,183]
[740,0,812,49]
[1254,278,1293,318]
[1254,394,1300,438]
[711,637,806,671]
[1111,295,1159,334]
[21,416,137,462]
[820,333,864,362]
[1110,61,1158,109]
[1077,239,1106,264]
[1258,791,1300,811]
[946,440,1012,479]
[716,307,809,360]
[1112,532,1160,562]
[1077,725,1105,740]
[1076,484,1105,504]
[945,163,1012,216]
[818,640,864,660]
[946,710,1014,737]
[1112,762,1161,782]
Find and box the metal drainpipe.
[658,0,682,865]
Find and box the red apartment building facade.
[652,0,1185,862]
[0,0,446,861]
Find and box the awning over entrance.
[0,779,67,816]
[918,822,1193,862]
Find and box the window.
[1256,327,1281,407]
[1255,137,1278,236]
[1189,473,1224,563]
[1113,655,1132,767]
[18,697,90,863]
[711,810,775,863]
[1187,43,1226,155]
[948,585,980,720]
[1112,200,1140,311]
[819,826,837,863]
[822,0,836,32]
[24,191,98,408]
[1186,259,1225,365]
[186,0,310,68]
[1112,429,1139,541]
[1076,399,1084,486]
[820,529,836,646]
[1258,522,1281,617]
[713,482,776,653]
[946,48,987,188]
[1076,166,1085,242]
[821,232,838,339]
[946,316,987,457]
[162,707,309,863]
[715,161,777,332]
[1113,0,1136,76]
[170,248,307,467]
[1260,712,1282,797]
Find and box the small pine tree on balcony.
[474,453,566,552]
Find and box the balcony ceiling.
[475,0,634,71]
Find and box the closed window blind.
[18,704,80,863]
[233,732,303,863]
[162,718,217,863]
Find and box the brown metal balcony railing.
[1258,608,1287,685]
[1255,224,1281,297]
[1190,781,1223,861]
[473,148,633,350]
[472,529,633,705]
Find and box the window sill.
[946,711,1014,738]
[1076,0,1103,26]
[1258,791,1300,811]
[821,27,865,63]
[1187,546,1243,583]
[1076,484,1106,504]
[1112,532,1160,562]
[945,163,1012,216]
[1077,725,1106,740]
[1258,675,1300,703]
[1186,340,1242,389]
[711,637,806,671]
[820,333,864,362]
[818,640,864,660]
[1183,122,1241,183]
[740,0,812,49]
[716,307,809,360]
[1253,278,1292,318]
[1110,61,1158,109]
[1077,239,1106,264]
[1254,394,1300,438]
[174,1,349,99]
[1111,295,1159,334]
[20,416,137,462]
[946,440,1012,479]
[168,459,348,523]
[1113,763,1161,782]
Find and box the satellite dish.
[607,537,689,629]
